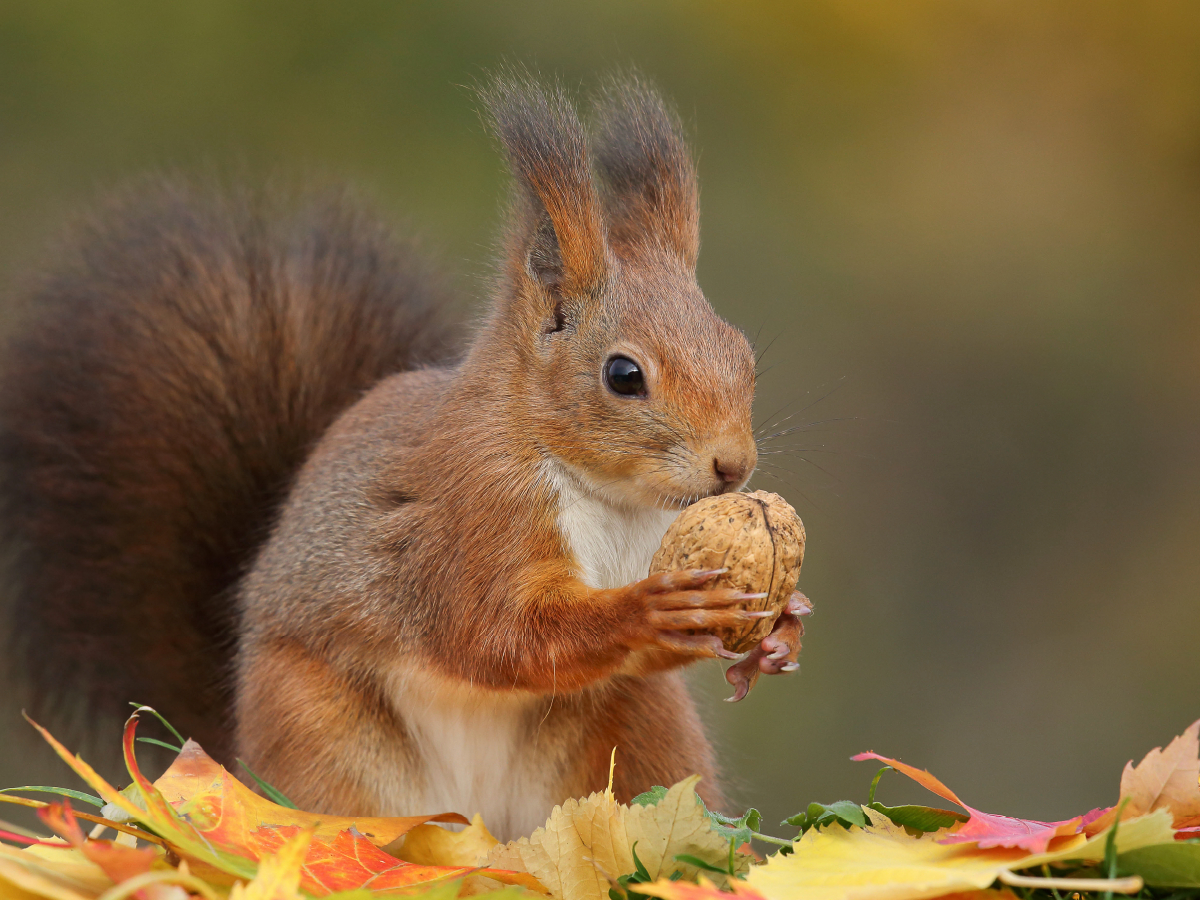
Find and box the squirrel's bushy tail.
[0,179,458,758]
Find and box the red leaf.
[852,752,1094,853]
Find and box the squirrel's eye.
[604,356,646,397]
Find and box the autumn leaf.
[153,738,467,850]
[229,826,312,900]
[389,815,500,867]
[488,776,744,900]
[1018,809,1175,867]
[27,711,542,896]
[740,810,1030,900]
[36,802,160,894]
[634,874,768,900]
[1101,718,1200,830]
[0,839,115,900]
[851,752,1092,853]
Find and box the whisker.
[757,415,859,443]
[754,376,848,437]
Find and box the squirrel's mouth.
[650,481,742,511]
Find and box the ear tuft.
[593,73,699,268]
[478,71,608,292]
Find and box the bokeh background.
[2,1,1198,834]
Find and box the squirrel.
[0,75,807,841]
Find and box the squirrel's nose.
[714,454,751,486]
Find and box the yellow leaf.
[19,846,112,897]
[487,776,741,900]
[626,778,749,883]
[488,789,626,900]
[390,815,500,867]
[1019,810,1176,868]
[0,844,106,900]
[741,811,1029,900]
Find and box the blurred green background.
[2,1,1198,834]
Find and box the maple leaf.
[851,752,1090,853]
[488,776,745,900]
[1113,719,1200,828]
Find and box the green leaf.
[137,737,184,753]
[1118,843,1200,888]
[128,703,186,747]
[867,801,967,835]
[867,766,893,805]
[236,758,298,810]
[631,785,669,807]
[784,800,868,833]
[632,841,652,882]
[0,786,105,808]
[706,807,763,845]
[863,763,966,836]
[674,854,732,876]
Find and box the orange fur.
[3,75,757,839]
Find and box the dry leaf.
[1117,719,1200,824]
[390,815,500,867]
[626,778,749,883]
[488,776,743,900]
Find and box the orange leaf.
[28,711,540,895]
[154,739,466,848]
[852,753,1089,853]
[148,722,541,894]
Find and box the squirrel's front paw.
[724,591,813,702]
[617,568,770,661]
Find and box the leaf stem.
[997,870,1143,894]
[748,830,794,848]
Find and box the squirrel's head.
[478,73,755,510]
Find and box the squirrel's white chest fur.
[381,670,552,842]
[375,465,678,840]
[544,461,680,589]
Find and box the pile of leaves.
[1,709,1197,900]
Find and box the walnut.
[649,490,805,653]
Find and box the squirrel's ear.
[481,75,609,294]
[593,75,699,269]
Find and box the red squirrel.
[0,75,805,840]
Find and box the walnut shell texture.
[649,490,805,653]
